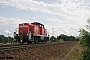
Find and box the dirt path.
[63,41,83,60]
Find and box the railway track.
[0,41,72,54]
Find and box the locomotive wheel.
[27,41,32,44]
[34,41,37,44]
[34,40,38,44]
[21,41,24,44]
[40,41,44,43]
[44,40,46,43]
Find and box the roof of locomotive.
[19,22,44,27]
[31,22,44,26]
[19,23,30,25]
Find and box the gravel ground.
[0,42,77,60]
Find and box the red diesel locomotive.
[14,22,49,44]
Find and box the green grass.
[2,42,20,45]
[63,41,84,60]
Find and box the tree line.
[50,34,79,42]
[0,33,80,44]
[0,35,13,44]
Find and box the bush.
[59,39,64,42]
[83,49,90,60]
[79,19,90,60]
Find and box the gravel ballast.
[0,42,77,60]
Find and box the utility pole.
[8,33,9,43]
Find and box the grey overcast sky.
[0,0,90,37]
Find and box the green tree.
[0,35,4,43]
[57,34,76,41]
[79,28,90,47]
[79,19,90,60]
[50,36,58,42]
[0,35,14,44]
